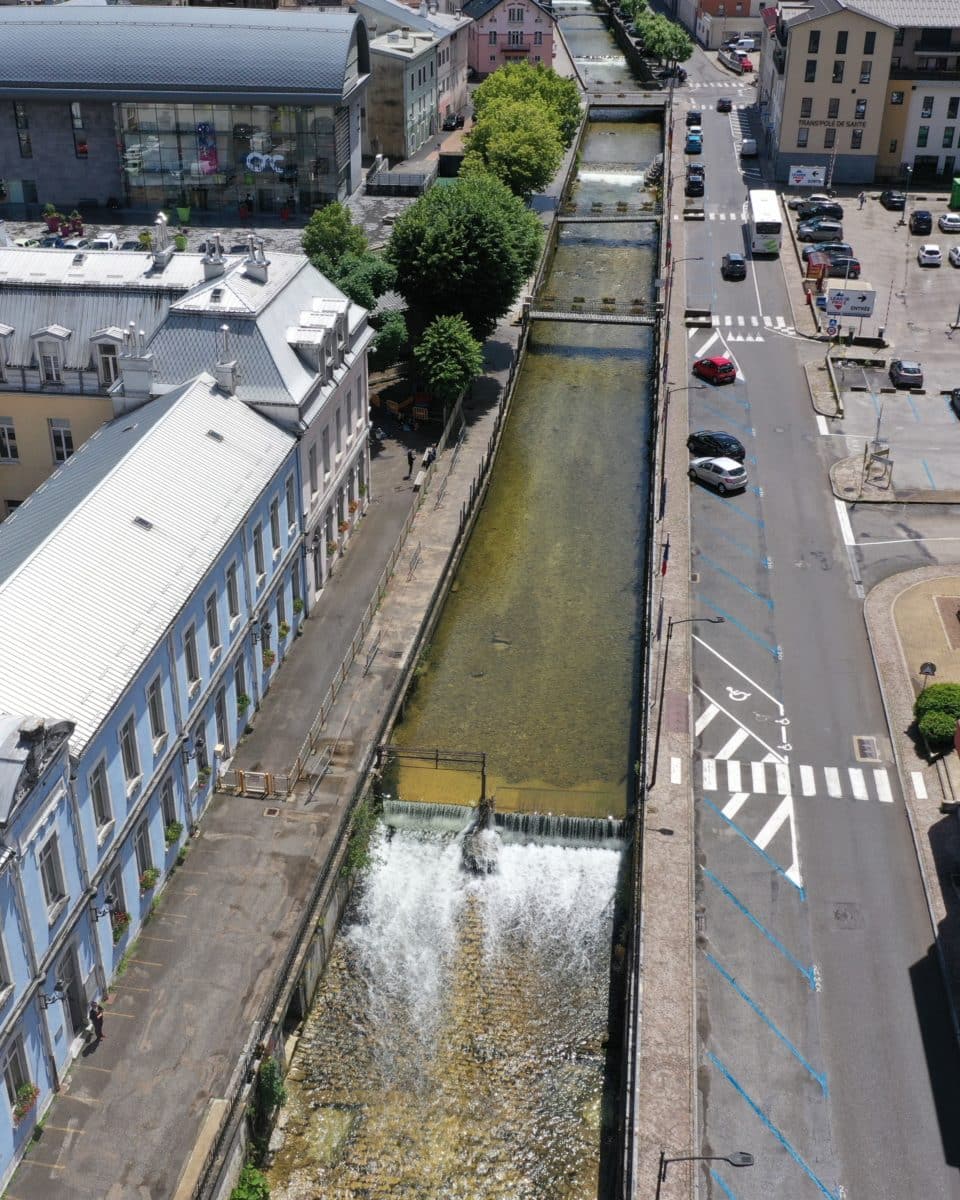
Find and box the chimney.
[151,212,175,271]
[243,237,270,284]
[202,232,226,280]
[212,324,241,395]
[114,322,157,414]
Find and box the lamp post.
[655,1150,754,1199]
[897,163,913,226]
[920,661,937,691]
[648,615,725,791]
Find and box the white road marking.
[873,769,893,804]
[723,792,750,818]
[750,315,759,327]
[726,759,742,791]
[712,314,721,326]
[776,316,787,329]
[694,686,789,762]
[702,758,718,790]
[724,315,732,326]
[763,315,773,328]
[775,762,791,793]
[848,767,868,800]
[670,756,683,784]
[824,767,842,798]
[695,703,720,736]
[833,497,856,547]
[717,727,750,760]
[691,636,785,712]
[695,330,721,357]
[854,536,960,547]
[800,765,816,796]
[912,771,927,800]
[737,315,745,326]
[815,413,829,435]
[754,794,793,850]
[751,761,767,792]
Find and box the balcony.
[496,34,534,53]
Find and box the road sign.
[826,288,876,317]
[826,318,839,336]
[789,165,826,187]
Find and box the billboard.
[789,165,826,187]
[826,287,876,317]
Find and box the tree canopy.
[302,202,368,276]
[631,9,693,63]
[334,252,396,310]
[462,98,564,197]
[386,173,542,339]
[471,62,581,148]
[414,315,484,406]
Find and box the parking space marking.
[921,458,936,488]
[702,794,804,895]
[873,769,894,804]
[708,1169,738,1200]
[833,497,856,546]
[717,727,750,760]
[695,330,721,356]
[754,794,792,850]
[699,526,771,568]
[722,791,750,818]
[694,688,789,762]
[912,771,928,800]
[695,703,720,735]
[705,951,827,1093]
[698,552,773,609]
[848,767,868,800]
[697,595,783,660]
[706,1051,841,1199]
[703,870,816,986]
[692,634,784,709]
[800,765,816,795]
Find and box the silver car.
[688,456,748,494]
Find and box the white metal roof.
[0,374,296,754]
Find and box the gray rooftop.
[0,6,370,105]
[782,0,953,26]
[355,0,472,39]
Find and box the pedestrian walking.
[89,1000,105,1042]
[406,448,415,477]
[858,191,866,209]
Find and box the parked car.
[917,243,942,266]
[721,252,747,280]
[825,256,861,278]
[685,132,703,154]
[687,430,746,461]
[802,241,854,261]
[889,359,923,388]
[796,201,844,221]
[39,234,66,248]
[120,239,147,252]
[938,212,960,233]
[13,237,40,248]
[909,210,933,235]
[61,237,89,250]
[950,388,960,418]
[685,175,705,197]
[788,192,834,210]
[693,356,737,384]
[735,55,754,71]
[717,96,733,112]
[949,246,960,267]
[879,190,906,211]
[797,219,844,242]
[442,112,465,131]
[687,162,705,179]
[90,233,119,251]
[686,110,704,127]
[739,138,758,157]
[688,456,748,494]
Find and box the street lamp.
[920,661,937,691]
[897,163,913,226]
[648,615,725,791]
[656,1150,754,1197]
[39,977,67,1011]
[91,891,117,922]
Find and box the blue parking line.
[702,867,816,988]
[698,552,774,609]
[701,524,772,568]
[710,1170,738,1199]
[921,458,936,488]
[696,400,756,436]
[698,490,765,528]
[704,951,828,1094]
[870,391,882,416]
[706,1050,842,1200]
[699,795,804,897]
[906,393,921,423]
[696,594,783,660]
[745,454,758,465]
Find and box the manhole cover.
[263,807,280,818]
[690,573,700,583]
[832,901,864,929]
[854,736,879,762]
[695,910,706,934]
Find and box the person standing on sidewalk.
[406,448,415,477]
[89,1000,105,1042]
[858,191,866,209]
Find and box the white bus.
[748,189,782,254]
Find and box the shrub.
[914,682,960,721]
[230,1164,270,1200]
[13,1083,40,1126]
[919,709,957,747]
[139,867,160,891]
[111,909,131,944]
[164,820,184,847]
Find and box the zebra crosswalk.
[686,314,795,343]
[694,757,895,803]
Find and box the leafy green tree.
[302,202,367,275]
[471,62,581,148]
[914,682,960,721]
[230,1165,270,1200]
[462,99,564,197]
[334,252,396,310]
[369,310,408,371]
[386,173,542,338]
[414,314,484,406]
[919,709,957,747]
[664,23,693,64]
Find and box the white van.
[90,233,119,251]
[734,37,757,51]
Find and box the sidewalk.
[865,567,960,1041]
[7,80,583,1200]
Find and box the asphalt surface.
[675,44,960,1200]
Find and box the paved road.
[675,44,960,1200]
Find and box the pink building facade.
[463,0,555,77]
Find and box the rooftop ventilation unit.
[211,286,224,303]
[206,429,224,443]
[133,516,153,531]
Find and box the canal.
[268,9,662,1198]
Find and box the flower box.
[13,1084,39,1126]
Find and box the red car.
[693,356,737,384]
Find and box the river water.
[268,10,660,1197]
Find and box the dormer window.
[39,341,62,383]
[90,326,125,388]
